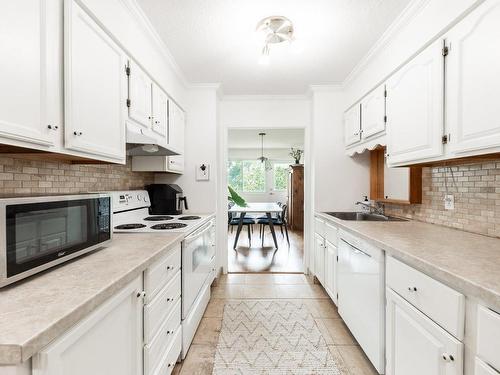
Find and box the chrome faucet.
[355,199,385,216]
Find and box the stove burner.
[114,224,147,230]
[144,216,174,221]
[178,216,201,221]
[151,223,188,230]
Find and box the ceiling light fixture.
[257,132,272,171]
[256,16,294,65]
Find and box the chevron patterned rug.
[212,300,343,374]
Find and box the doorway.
[226,128,305,273]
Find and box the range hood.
[126,125,178,156]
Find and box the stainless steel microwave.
[0,194,111,288]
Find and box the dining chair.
[227,203,255,245]
[257,204,289,246]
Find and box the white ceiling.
[228,129,304,149]
[137,0,410,95]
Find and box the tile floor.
[174,273,378,375]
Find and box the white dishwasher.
[337,230,385,374]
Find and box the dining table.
[229,202,282,250]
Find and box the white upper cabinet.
[151,83,168,139]
[0,0,61,148]
[64,0,126,163]
[446,0,500,155]
[386,39,445,165]
[344,104,361,146]
[168,101,185,154]
[361,85,386,139]
[128,61,152,130]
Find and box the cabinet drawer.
[314,216,325,237]
[386,256,465,340]
[144,244,181,303]
[155,329,182,375]
[475,358,499,375]
[145,299,181,375]
[325,221,338,245]
[144,271,181,342]
[477,305,500,372]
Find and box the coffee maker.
[146,184,188,215]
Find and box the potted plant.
[228,186,247,207]
[289,148,304,165]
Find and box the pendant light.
[257,132,272,171]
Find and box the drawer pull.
[167,362,175,368]
[408,287,417,292]
[442,353,454,362]
[167,330,174,335]
[166,297,173,302]
[166,265,174,270]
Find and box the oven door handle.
[184,221,213,242]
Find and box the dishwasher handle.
[340,238,372,258]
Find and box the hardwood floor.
[227,224,304,273]
[173,273,377,375]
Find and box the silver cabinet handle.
[166,265,174,270]
[408,287,417,292]
[167,363,175,368]
[73,131,83,136]
[47,125,58,130]
[167,330,174,335]
[166,297,174,302]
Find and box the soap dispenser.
[361,195,370,213]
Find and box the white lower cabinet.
[324,240,337,304]
[476,305,500,373]
[314,233,325,285]
[386,288,463,375]
[32,276,143,375]
[475,359,499,375]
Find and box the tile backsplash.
[0,156,154,196]
[385,160,500,238]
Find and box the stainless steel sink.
[324,212,408,222]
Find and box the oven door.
[1,196,111,284]
[182,220,215,319]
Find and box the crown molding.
[221,94,310,102]
[342,0,431,88]
[121,0,189,88]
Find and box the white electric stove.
[109,190,216,360]
[110,190,209,233]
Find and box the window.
[273,163,289,191]
[227,160,265,193]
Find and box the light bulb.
[141,144,159,153]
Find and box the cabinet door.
[446,0,500,155]
[344,104,361,146]
[361,85,386,139]
[0,0,60,148]
[33,276,143,375]
[152,83,167,139]
[168,101,185,154]
[386,289,463,375]
[324,241,337,304]
[128,61,152,130]
[386,39,444,165]
[64,0,126,162]
[314,234,325,285]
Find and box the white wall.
[80,0,187,106]
[344,0,482,105]
[220,96,310,128]
[155,87,218,214]
[310,89,370,212]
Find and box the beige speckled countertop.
[317,212,500,311]
[0,232,184,365]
